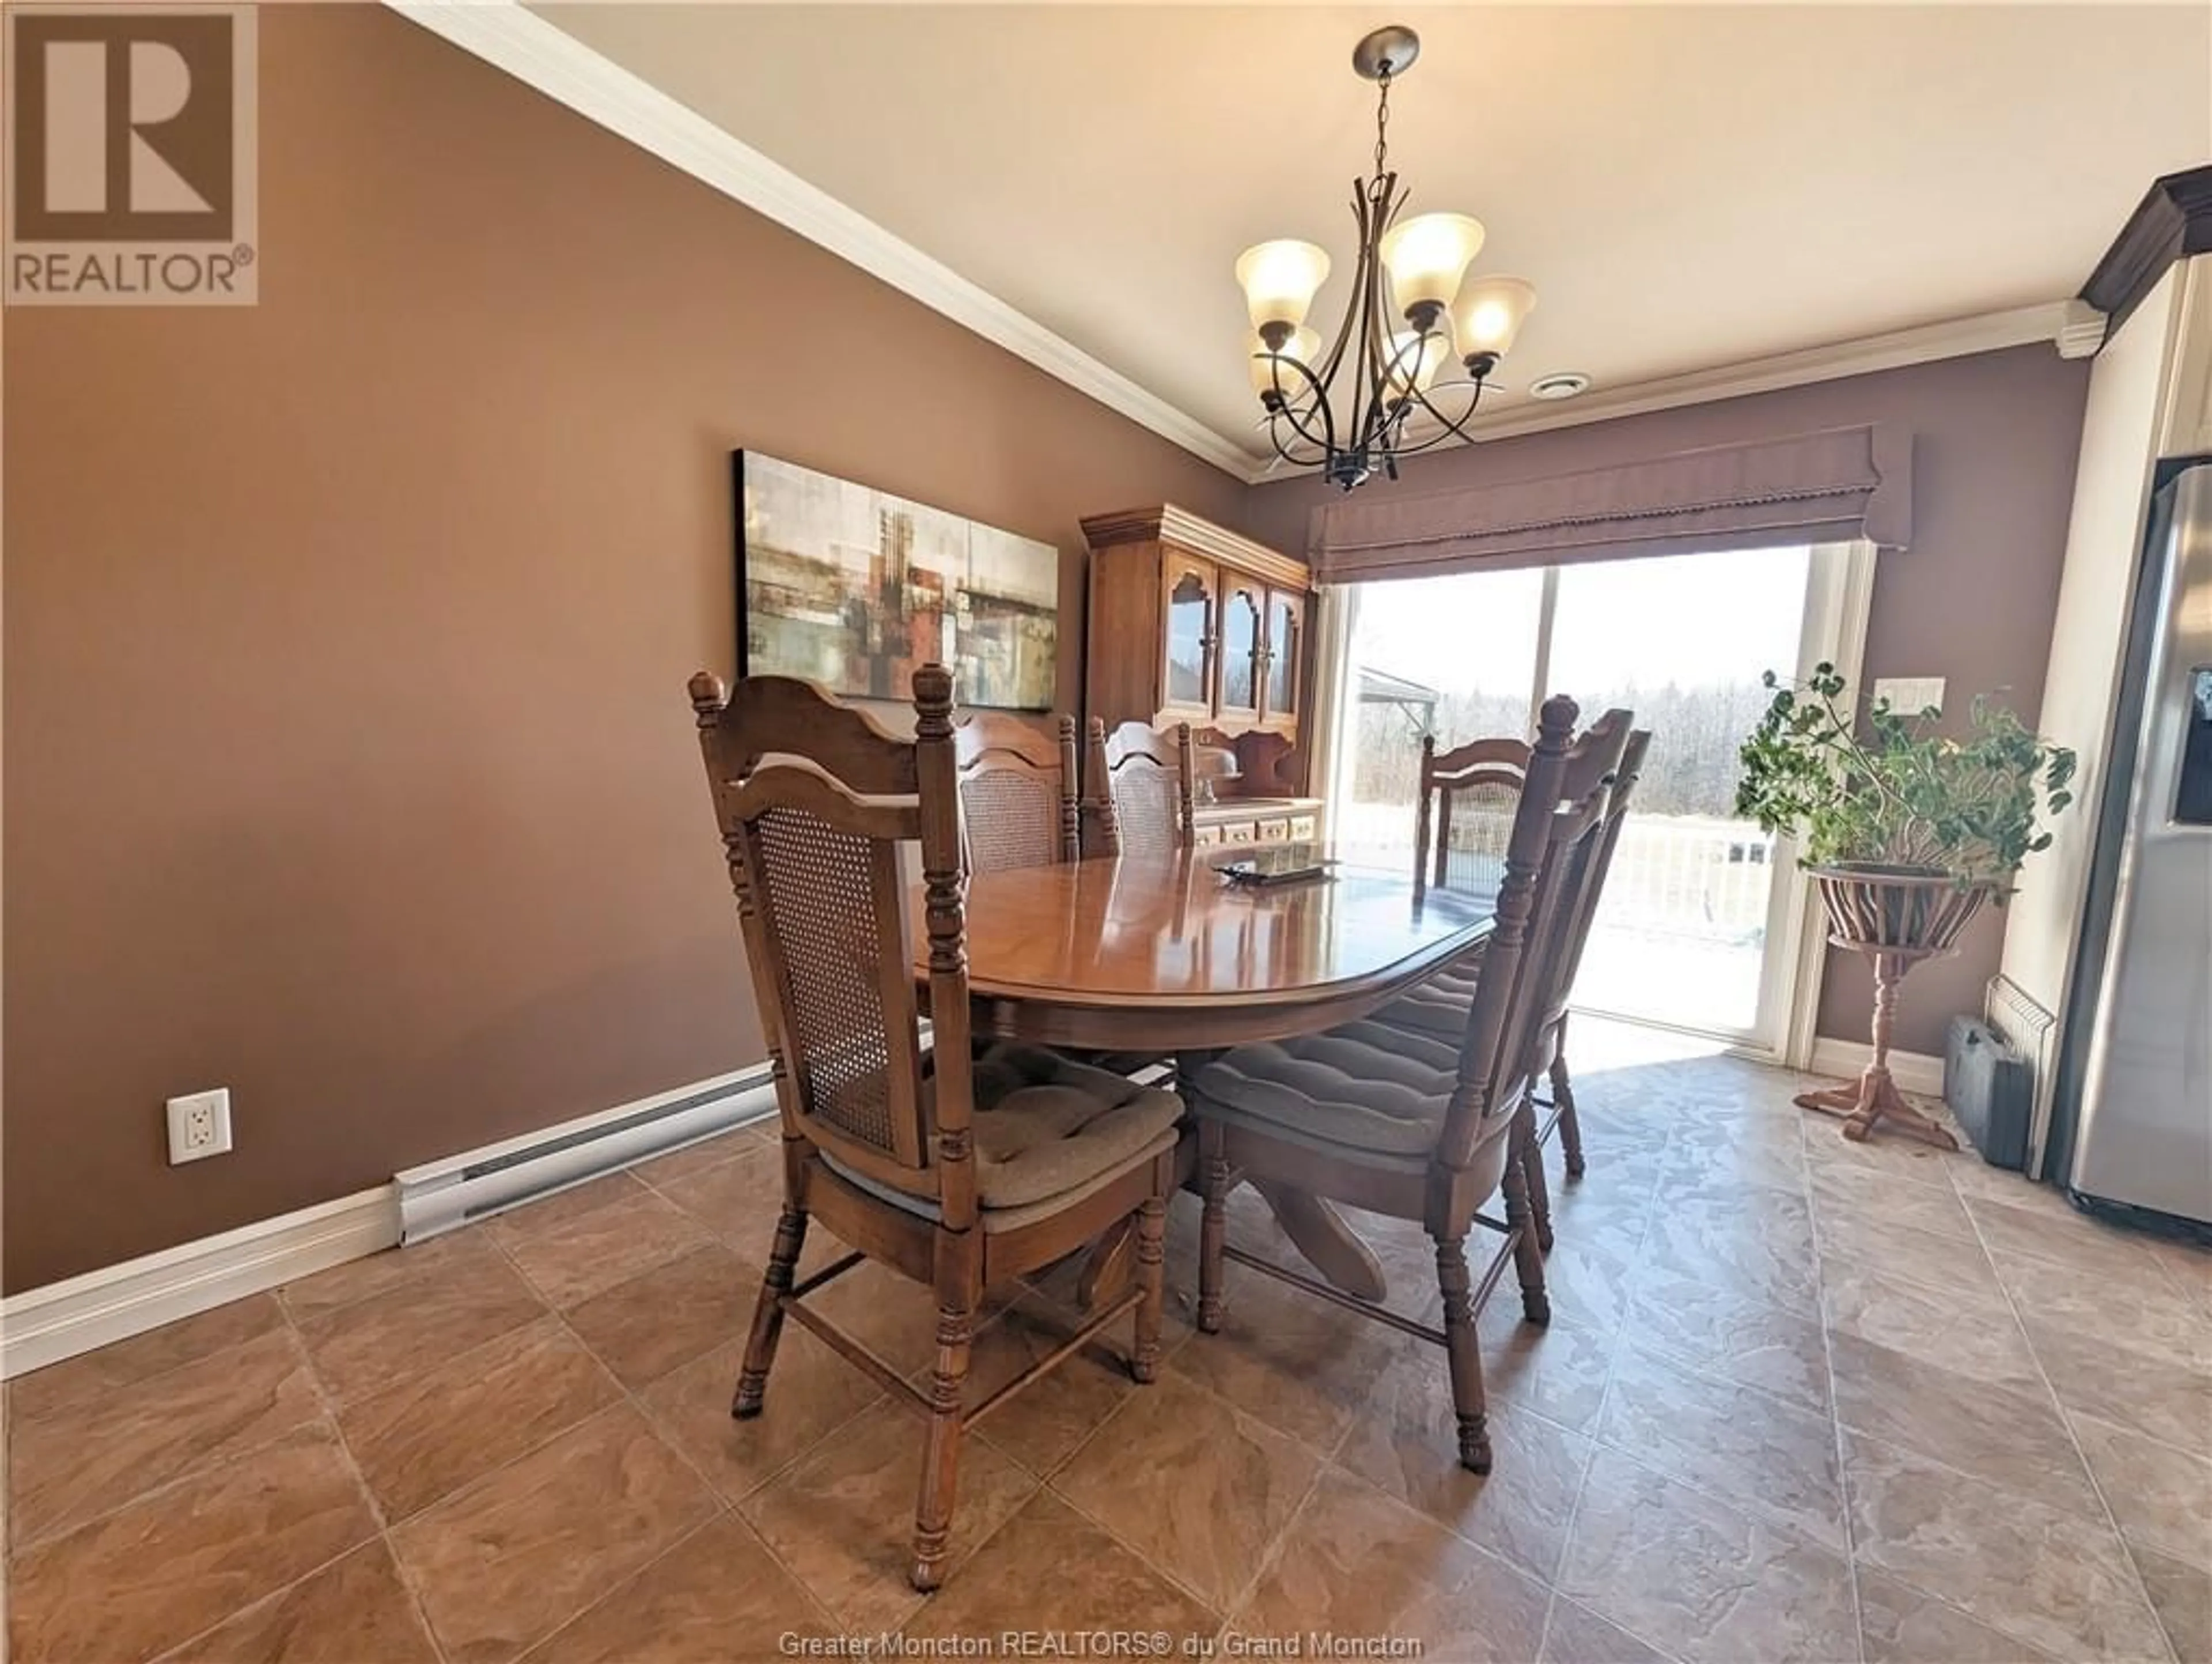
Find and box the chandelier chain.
[1373,70,1392,179]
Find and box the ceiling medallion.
[1236,25,1537,492]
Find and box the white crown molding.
[2056,297,2109,360]
[391,0,2093,494]
[1275,301,2085,486]
[387,0,1255,480]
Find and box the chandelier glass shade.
[1236,26,1537,491]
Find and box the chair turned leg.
[1551,1026,1586,1180]
[732,1203,808,1417]
[1499,1132,1552,1328]
[908,1299,976,1593]
[1433,1234,1493,1474]
[1514,1099,1555,1255]
[1196,1121,1230,1334]
[1131,1194,1168,1383]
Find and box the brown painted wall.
[1,5,1243,1291]
[1241,346,2093,1057]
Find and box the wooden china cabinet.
[1079,505,1323,846]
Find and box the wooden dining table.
[910,850,1494,1300]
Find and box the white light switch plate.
[167,1088,233,1163]
[1872,676,1946,716]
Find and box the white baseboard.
[2,1065,781,1381]
[0,1188,399,1381]
[1807,1038,1947,1098]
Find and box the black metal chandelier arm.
[1350,327,1410,458]
[1375,394,1423,464]
[1259,353,1339,455]
[1299,174,1385,402]
[1353,182,1419,450]
[1347,269,1394,457]
[1376,326,1451,406]
[1262,418,1332,471]
[1266,403,1335,462]
[1388,375,1495,456]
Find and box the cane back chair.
[1381,723,1647,1229]
[1377,734,1535,1056]
[1414,733,1533,904]
[1070,717,1200,1132]
[954,710,1080,873]
[1085,718,1197,859]
[688,665,1180,1591]
[1185,697,1626,1474]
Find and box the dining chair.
[1184,697,1627,1473]
[1412,733,1532,903]
[954,710,1081,873]
[1085,718,1196,858]
[1073,718,1197,1115]
[1531,728,1650,1179]
[1381,723,1648,1240]
[687,665,1181,1591]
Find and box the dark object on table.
[1214,844,1336,887]
[1944,1015,2033,1170]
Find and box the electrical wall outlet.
[166,1088,233,1164]
[1872,676,1946,716]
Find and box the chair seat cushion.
[965,1043,1183,1208]
[1376,948,1573,1080]
[1188,1021,1461,1159]
[1375,943,1487,1039]
[819,1045,1180,1231]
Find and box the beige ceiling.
[532,3,2210,465]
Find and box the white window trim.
[1312,584,1361,842]
[1771,538,1879,1070]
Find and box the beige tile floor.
[7,1023,2210,1664]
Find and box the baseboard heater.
[1984,973,2058,1172]
[394,1064,778,1243]
[1944,1015,2035,1171]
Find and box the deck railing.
[1334,800,1777,945]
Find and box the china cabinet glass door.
[1218,581,1264,721]
[1263,590,1305,727]
[1161,557,1218,717]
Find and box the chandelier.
[1235,25,1537,492]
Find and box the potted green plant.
[1736,664,2076,1146]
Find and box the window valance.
[1305,423,1912,583]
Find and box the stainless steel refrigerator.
[2048,457,2212,1231]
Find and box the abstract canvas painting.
[734,451,1060,711]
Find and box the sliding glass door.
[1545,547,1811,1041]
[1334,567,1545,873]
[1331,542,1862,1052]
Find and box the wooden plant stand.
[1794,867,1995,1149]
